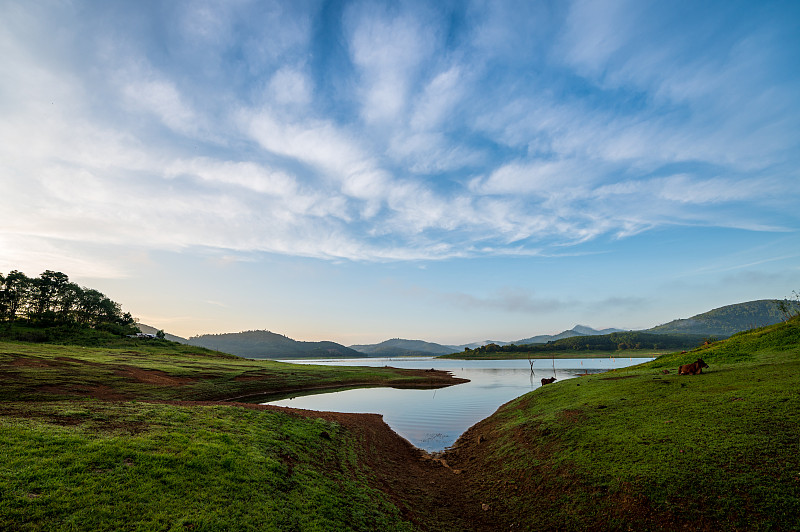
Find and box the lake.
[266,356,652,452]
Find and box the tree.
[30,270,70,321]
[777,291,800,321]
[0,270,32,321]
[57,283,84,321]
[156,329,165,340]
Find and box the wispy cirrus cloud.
[442,288,566,314]
[344,2,439,124]
[1,0,798,277]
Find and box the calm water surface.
[266,357,652,452]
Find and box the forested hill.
[188,330,366,359]
[645,299,798,337]
[349,338,459,356]
[446,331,707,358]
[512,325,626,345]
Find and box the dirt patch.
[55,356,106,367]
[33,383,130,401]
[0,404,147,433]
[35,385,81,396]
[77,384,130,401]
[10,356,65,368]
[116,366,195,386]
[600,374,639,381]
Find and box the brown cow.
[541,377,557,386]
[678,358,709,375]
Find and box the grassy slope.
[0,401,411,531]
[0,340,464,402]
[0,340,465,531]
[3,319,799,531]
[447,317,800,530]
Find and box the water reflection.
[266,357,650,452]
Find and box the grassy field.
[0,401,413,531]
[2,318,799,530]
[0,340,465,403]
[438,348,670,360]
[0,340,470,531]
[446,317,800,530]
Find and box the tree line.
[464,331,708,356]
[0,269,135,330]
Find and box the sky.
[1,0,799,346]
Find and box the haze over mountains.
[141,299,796,359]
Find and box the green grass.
[0,340,462,403]
[2,319,799,530]
[457,317,800,530]
[0,338,467,530]
[0,401,412,531]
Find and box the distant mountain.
[350,325,627,356]
[136,323,189,344]
[512,325,626,345]
[444,330,708,359]
[349,338,460,357]
[187,329,365,359]
[645,300,797,338]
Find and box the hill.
[444,316,800,530]
[512,324,626,345]
[351,326,627,357]
[0,340,468,530]
[443,330,705,359]
[645,299,797,337]
[188,329,365,359]
[349,338,459,357]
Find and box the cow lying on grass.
[541,377,557,385]
[678,358,709,375]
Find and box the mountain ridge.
[142,299,796,359]
[187,330,365,359]
[349,338,459,356]
[644,299,797,337]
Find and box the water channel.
[266,356,652,452]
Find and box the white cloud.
[470,159,595,196]
[165,157,298,197]
[388,132,485,174]
[345,4,435,123]
[122,78,198,134]
[556,0,636,78]
[1,0,796,275]
[409,64,463,131]
[268,66,313,106]
[0,234,129,280]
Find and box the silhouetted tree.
[0,269,135,330]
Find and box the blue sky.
[1,0,798,345]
